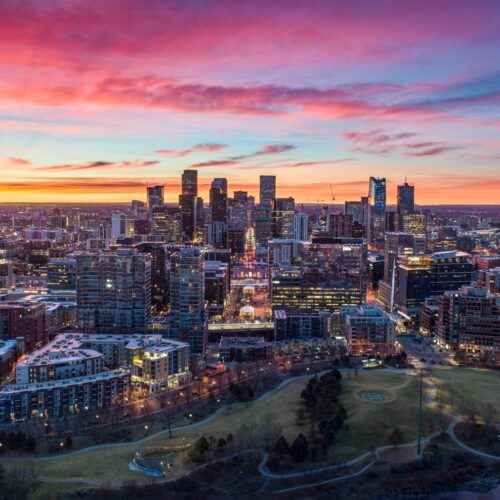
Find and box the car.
[420,358,426,362]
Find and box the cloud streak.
[189,144,296,168]
[35,160,160,172]
[155,143,227,157]
[343,129,461,157]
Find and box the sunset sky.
[1,0,499,204]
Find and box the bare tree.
[257,412,283,450]
[481,402,497,438]
[435,399,448,434]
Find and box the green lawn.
[333,371,439,460]
[6,370,426,490]
[430,366,500,413]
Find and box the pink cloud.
[1,157,32,166]
[189,144,296,168]
[405,146,460,157]
[1,1,498,77]
[156,143,227,157]
[35,160,160,172]
[344,129,461,157]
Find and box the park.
[2,364,498,498]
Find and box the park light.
[60,442,64,447]
[144,425,148,430]
[188,413,193,418]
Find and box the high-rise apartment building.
[47,257,77,290]
[345,305,396,356]
[111,212,126,238]
[0,302,47,353]
[76,249,151,332]
[436,286,500,362]
[169,248,207,355]
[0,259,14,290]
[293,212,309,241]
[478,267,500,294]
[329,213,353,237]
[429,251,473,296]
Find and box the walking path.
[9,367,500,492]
[3,369,330,463]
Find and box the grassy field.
[430,366,500,413]
[14,366,498,498]
[333,370,440,460]
[5,370,430,492]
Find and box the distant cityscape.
[0,172,498,425]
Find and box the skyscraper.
[368,177,386,245]
[212,178,228,195]
[169,248,207,355]
[272,197,295,239]
[182,170,197,197]
[147,185,164,210]
[151,206,181,243]
[294,212,309,241]
[208,181,228,248]
[397,181,415,216]
[76,249,152,332]
[260,175,276,208]
[180,170,198,241]
[229,191,249,231]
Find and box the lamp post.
[417,369,424,460]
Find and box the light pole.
[417,369,424,460]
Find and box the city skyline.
[1,1,500,204]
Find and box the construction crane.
[329,183,336,203]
